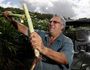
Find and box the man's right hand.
[3,11,28,36]
[2,11,13,21]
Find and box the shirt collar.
[56,33,64,42]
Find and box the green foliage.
[0,6,52,70]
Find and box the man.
[3,11,74,70]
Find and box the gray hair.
[60,16,66,28]
[53,14,66,30]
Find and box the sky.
[0,0,90,19]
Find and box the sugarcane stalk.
[23,4,40,70]
[23,3,40,58]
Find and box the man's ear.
[61,23,65,31]
[60,23,63,29]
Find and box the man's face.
[49,16,63,36]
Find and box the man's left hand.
[30,32,44,52]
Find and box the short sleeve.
[60,37,74,66]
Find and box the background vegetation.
[0,6,53,70]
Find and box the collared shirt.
[35,30,74,70]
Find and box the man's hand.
[2,11,28,36]
[2,11,13,21]
[30,32,44,52]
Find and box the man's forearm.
[10,19,18,29]
[40,46,68,64]
[10,19,28,36]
